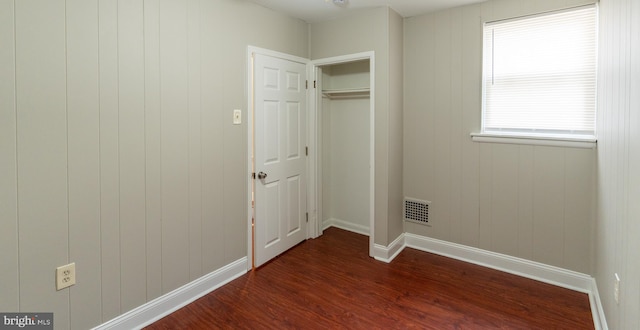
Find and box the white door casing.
[252,52,307,267]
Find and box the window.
[479,5,597,143]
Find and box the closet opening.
[309,52,375,257]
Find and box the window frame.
[473,5,598,149]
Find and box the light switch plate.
[233,109,242,125]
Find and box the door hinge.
[305,146,308,156]
[306,80,308,89]
[314,80,316,88]
[306,212,308,223]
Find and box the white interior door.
[253,53,307,267]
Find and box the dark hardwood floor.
[147,227,594,329]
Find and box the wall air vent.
[404,197,430,225]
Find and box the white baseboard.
[405,233,593,293]
[93,230,608,330]
[93,257,247,330]
[322,218,369,236]
[373,233,405,263]
[404,233,593,292]
[589,278,608,330]
[371,232,606,330]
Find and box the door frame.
[246,46,310,270]
[309,51,376,258]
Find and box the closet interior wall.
[320,60,371,236]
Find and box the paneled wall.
[596,0,640,328]
[403,0,596,274]
[0,0,308,328]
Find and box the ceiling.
[247,0,487,23]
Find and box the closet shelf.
[322,88,370,99]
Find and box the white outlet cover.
[56,262,76,291]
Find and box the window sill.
[470,133,597,149]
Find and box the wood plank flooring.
[146,227,594,329]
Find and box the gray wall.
[388,9,405,244]
[311,7,404,246]
[596,0,640,328]
[403,0,596,274]
[0,0,308,328]
[3,0,639,328]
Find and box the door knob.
[257,172,268,180]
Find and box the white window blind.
[482,6,597,139]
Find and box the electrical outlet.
[614,273,620,304]
[56,263,76,291]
